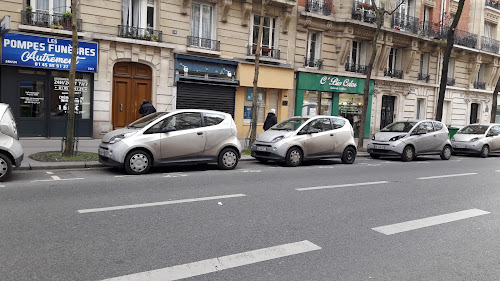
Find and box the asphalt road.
[1,154,500,280]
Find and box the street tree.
[490,78,500,123]
[62,0,78,157]
[357,0,406,149]
[435,0,465,121]
[249,0,271,145]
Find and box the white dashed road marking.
[296,181,389,191]
[101,240,321,281]
[78,194,247,214]
[417,172,478,180]
[372,209,490,235]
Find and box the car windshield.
[380,122,417,133]
[127,112,169,129]
[457,125,489,134]
[271,118,309,131]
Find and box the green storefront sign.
[295,72,374,138]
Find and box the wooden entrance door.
[112,62,152,128]
[380,95,396,129]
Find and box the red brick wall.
[298,0,306,7]
[419,0,470,32]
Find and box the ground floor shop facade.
[294,72,374,138]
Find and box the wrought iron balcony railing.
[118,25,162,42]
[420,21,446,39]
[474,81,486,89]
[21,10,82,31]
[486,0,500,10]
[392,12,419,34]
[187,36,220,51]
[481,36,500,54]
[418,73,431,83]
[345,63,367,74]
[247,45,281,59]
[447,78,456,86]
[352,1,377,23]
[305,0,332,16]
[420,22,478,49]
[453,28,478,49]
[384,68,403,79]
[305,58,324,69]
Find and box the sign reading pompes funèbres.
[297,72,374,94]
[1,33,98,72]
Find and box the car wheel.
[285,147,303,167]
[255,157,269,164]
[218,148,238,170]
[0,153,13,182]
[341,147,356,164]
[124,150,152,175]
[480,145,489,158]
[401,146,414,162]
[440,145,452,160]
[370,154,380,159]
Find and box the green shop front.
[295,72,374,138]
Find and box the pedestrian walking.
[263,108,277,131]
[139,100,156,117]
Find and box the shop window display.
[19,80,45,118]
[339,94,363,137]
[302,91,332,116]
[50,71,91,119]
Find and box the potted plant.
[434,22,441,27]
[25,5,33,24]
[359,3,371,9]
[62,11,72,29]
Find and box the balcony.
[384,68,403,79]
[305,58,324,69]
[188,36,220,51]
[21,10,82,31]
[352,1,377,23]
[118,25,162,42]
[419,22,478,49]
[392,12,420,34]
[305,0,332,16]
[420,21,446,38]
[486,0,500,10]
[418,73,431,82]
[447,78,456,86]
[247,45,281,60]
[474,81,486,89]
[453,29,478,49]
[345,63,367,74]
[481,36,500,54]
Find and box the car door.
[411,121,435,153]
[301,118,335,157]
[160,112,206,161]
[488,125,500,151]
[430,121,447,152]
[331,118,348,152]
[202,112,229,156]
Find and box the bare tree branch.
[386,0,406,15]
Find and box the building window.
[385,47,402,78]
[416,98,425,120]
[418,53,430,82]
[122,0,156,29]
[485,22,496,39]
[191,2,214,40]
[306,32,322,68]
[302,91,332,116]
[28,0,69,13]
[446,58,455,86]
[474,64,486,89]
[250,15,278,57]
[345,41,367,74]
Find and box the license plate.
[256,146,267,152]
[374,144,386,149]
[454,144,465,149]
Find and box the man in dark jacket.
[139,100,156,117]
[263,108,277,130]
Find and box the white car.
[0,103,23,181]
[451,123,500,157]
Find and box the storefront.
[0,32,97,137]
[294,72,374,138]
[174,54,238,115]
[235,63,294,140]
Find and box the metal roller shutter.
[177,82,236,116]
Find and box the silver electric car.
[367,120,452,162]
[98,109,242,174]
[251,116,357,166]
[451,123,500,157]
[0,103,23,181]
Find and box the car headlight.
[271,136,284,143]
[451,136,455,141]
[109,132,136,144]
[470,137,479,142]
[371,134,375,140]
[389,134,406,142]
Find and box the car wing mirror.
[161,126,176,133]
[307,128,321,134]
[297,130,307,135]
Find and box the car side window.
[144,119,168,134]
[433,122,443,131]
[415,122,434,133]
[203,113,225,126]
[166,112,202,131]
[308,118,333,132]
[489,126,500,136]
[332,118,346,129]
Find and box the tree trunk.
[357,6,383,149]
[249,0,266,145]
[435,0,465,122]
[62,0,78,157]
[491,78,500,123]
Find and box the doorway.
[381,95,396,129]
[470,103,479,124]
[112,62,152,129]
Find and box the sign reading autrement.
[1,33,98,72]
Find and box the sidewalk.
[18,138,371,170]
